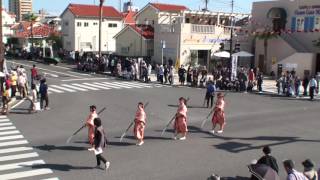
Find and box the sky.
[3,0,266,15]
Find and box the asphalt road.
[2,59,320,180]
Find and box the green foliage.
[24,13,38,22]
[256,32,278,40]
[46,35,62,50]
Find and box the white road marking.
[0,160,45,171]
[82,83,111,90]
[50,85,76,92]
[72,83,99,90]
[0,126,16,131]
[0,122,13,127]
[101,82,131,89]
[0,152,39,162]
[0,140,28,147]
[62,78,107,82]
[0,119,10,122]
[0,130,20,136]
[0,168,53,179]
[123,82,153,87]
[0,147,33,154]
[11,98,26,110]
[112,82,144,88]
[60,84,88,91]
[47,88,64,94]
[0,115,8,118]
[10,61,82,78]
[41,178,60,180]
[0,135,24,141]
[67,71,91,76]
[92,82,121,89]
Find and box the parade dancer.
[211,93,226,134]
[91,118,110,171]
[133,102,146,146]
[86,105,98,149]
[173,97,188,140]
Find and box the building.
[115,2,249,69]
[1,8,16,43]
[9,0,33,21]
[60,4,123,53]
[250,0,320,77]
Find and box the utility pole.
[229,0,234,74]
[204,0,209,11]
[0,0,3,72]
[99,0,104,59]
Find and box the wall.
[115,27,150,57]
[135,6,158,26]
[61,10,75,51]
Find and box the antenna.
[202,0,209,11]
[119,0,122,12]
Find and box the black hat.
[262,146,271,154]
[302,159,315,170]
[90,105,96,110]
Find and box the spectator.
[2,85,11,115]
[205,78,216,108]
[283,159,308,180]
[31,64,38,84]
[309,76,318,101]
[39,79,49,110]
[164,65,169,84]
[257,146,279,173]
[178,65,186,86]
[295,76,302,98]
[10,71,17,97]
[257,72,263,93]
[187,66,192,86]
[18,72,27,98]
[303,76,309,96]
[168,65,174,85]
[30,83,37,112]
[302,159,318,180]
[159,65,164,84]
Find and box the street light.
[161,40,166,65]
[99,0,105,59]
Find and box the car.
[43,57,61,65]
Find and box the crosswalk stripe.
[0,126,16,131]
[0,168,53,179]
[0,147,33,154]
[112,82,144,88]
[41,178,60,180]
[0,119,10,122]
[0,152,39,162]
[0,160,45,171]
[0,135,24,141]
[72,83,99,90]
[0,122,13,127]
[50,85,76,92]
[101,82,131,89]
[0,140,28,147]
[93,82,121,89]
[117,82,152,88]
[0,116,7,119]
[60,84,88,92]
[82,83,111,90]
[0,130,20,136]
[47,88,64,94]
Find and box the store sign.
[294,5,320,16]
[231,56,238,81]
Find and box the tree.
[25,13,38,49]
[255,31,278,73]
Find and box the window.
[93,22,98,26]
[108,23,117,28]
[64,21,69,26]
[315,17,320,30]
[84,22,89,27]
[77,22,82,27]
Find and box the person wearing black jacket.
[92,118,110,171]
[257,146,279,173]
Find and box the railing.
[280,33,309,52]
[191,24,215,34]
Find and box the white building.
[1,8,16,43]
[60,4,123,53]
[250,0,320,77]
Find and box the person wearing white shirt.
[283,160,308,180]
[309,76,318,100]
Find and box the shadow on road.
[27,163,93,171]
[33,144,87,152]
[108,141,135,146]
[203,135,320,153]
[167,104,206,109]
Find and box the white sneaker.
[217,130,223,134]
[179,136,186,140]
[88,147,95,151]
[105,161,110,170]
[137,141,144,146]
[173,136,177,140]
[210,130,215,134]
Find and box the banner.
[231,56,238,81]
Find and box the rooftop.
[66,3,123,19]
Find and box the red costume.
[86,111,98,145]
[174,102,188,134]
[212,97,225,126]
[133,106,146,140]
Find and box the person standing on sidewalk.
[168,65,175,85]
[303,76,309,96]
[257,72,263,93]
[309,76,318,101]
[178,65,186,86]
[1,84,11,115]
[91,118,110,171]
[10,71,17,98]
[31,64,38,84]
[159,65,164,84]
[39,78,49,110]
[164,65,169,84]
[133,102,146,146]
